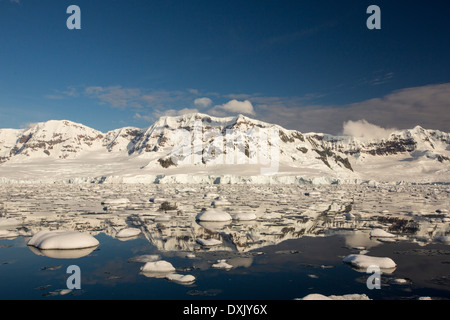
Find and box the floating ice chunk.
[154,215,171,222]
[27,230,99,250]
[212,259,233,269]
[196,238,222,246]
[300,293,371,300]
[343,254,397,269]
[0,230,19,239]
[211,198,231,207]
[369,228,396,238]
[232,212,257,221]
[116,228,141,238]
[196,209,232,222]
[101,198,130,205]
[300,294,332,300]
[165,273,195,284]
[186,253,196,259]
[140,260,176,273]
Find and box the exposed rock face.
[0,114,448,183]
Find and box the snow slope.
[0,114,448,184]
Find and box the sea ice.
[101,198,130,205]
[0,230,19,239]
[300,293,371,300]
[27,230,99,250]
[165,273,196,283]
[343,254,397,269]
[212,259,233,269]
[140,260,176,273]
[115,228,141,238]
[232,212,257,221]
[196,238,222,246]
[196,209,232,222]
[369,228,396,238]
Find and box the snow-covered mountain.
[0,114,448,184]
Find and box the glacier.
[0,113,448,185]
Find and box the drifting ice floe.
[196,238,222,246]
[343,254,397,270]
[300,293,371,300]
[232,212,257,221]
[27,230,99,250]
[0,230,19,239]
[212,259,233,269]
[369,228,396,238]
[196,209,232,222]
[165,273,196,284]
[115,228,141,238]
[140,260,176,273]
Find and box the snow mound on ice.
[343,254,397,269]
[232,212,257,221]
[196,238,222,246]
[27,230,99,250]
[212,259,233,269]
[369,228,396,238]
[300,293,371,300]
[196,209,232,222]
[101,198,130,205]
[0,230,19,239]
[116,228,141,238]
[140,260,176,273]
[165,273,195,283]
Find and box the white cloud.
[153,108,199,119]
[342,119,396,139]
[257,83,450,134]
[211,99,255,115]
[194,97,212,108]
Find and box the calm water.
[0,184,449,300]
[1,232,449,300]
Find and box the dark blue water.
[1,233,449,300]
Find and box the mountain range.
[0,113,448,184]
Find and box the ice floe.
[232,212,257,221]
[140,260,176,273]
[212,259,233,269]
[165,273,196,284]
[115,228,141,238]
[27,230,99,250]
[196,238,222,246]
[343,254,397,270]
[196,209,232,222]
[369,228,396,238]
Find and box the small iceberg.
[212,259,233,269]
[101,198,130,205]
[196,238,222,246]
[299,293,371,300]
[196,209,232,222]
[232,212,257,221]
[343,254,397,270]
[115,228,141,238]
[165,273,196,284]
[0,230,19,239]
[369,228,396,238]
[27,230,99,250]
[140,260,176,273]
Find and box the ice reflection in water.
[0,183,449,299]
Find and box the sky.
[0,0,449,135]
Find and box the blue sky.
[0,0,449,134]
